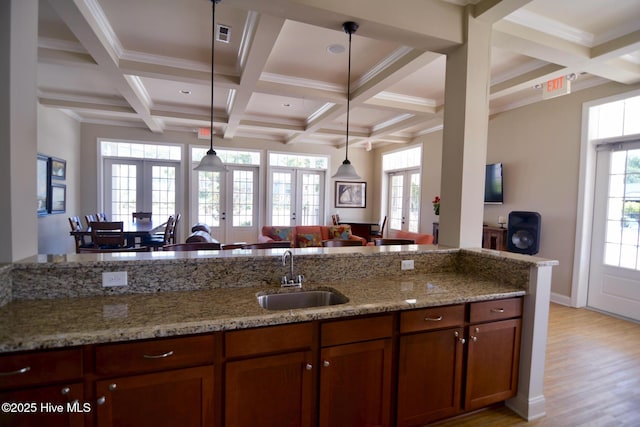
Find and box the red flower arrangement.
[432,196,440,215]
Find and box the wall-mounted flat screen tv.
[485,162,503,204]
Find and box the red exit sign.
[542,76,571,100]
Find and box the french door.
[194,166,258,243]
[387,170,421,233]
[588,141,640,321]
[269,169,324,226]
[104,159,179,223]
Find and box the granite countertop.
[0,271,525,353]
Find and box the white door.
[104,159,179,223]
[269,169,324,226]
[388,170,421,233]
[588,141,640,321]
[195,166,258,243]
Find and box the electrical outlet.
[401,259,414,270]
[102,271,127,287]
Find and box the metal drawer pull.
[323,360,330,367]
[143,350,174,359]
[424,315,443,321]
[490,308,505,313]
[0,366,31,376]
[305,363,313,371]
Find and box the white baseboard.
[550,292,572,306]
[506,394,546,421]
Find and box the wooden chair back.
[96,212,108,221]
[68,216,83,232]
[242,241,292,249]
[90,221,126,248]
[322,239,362,247]
[331,214,339,225]
[171,213,181,244]
[84,214,96,228]
[132,212,152,222]
[373,238,415,246]
[370,216,387,239]
[162,242,221,251]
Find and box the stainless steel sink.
[257,289,348,310]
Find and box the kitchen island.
[0,245,556,426]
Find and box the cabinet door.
[225,351,314,427]
[319,339,392,427]
[0,383,85,427]
[397,328,464,427]
[95,366,214,427]
[465,318,522,410]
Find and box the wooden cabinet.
[397,305,465,426]
[93,335,216,427]
[465,298,522,411]
[482,226,508,251]
[0,348,85,427]
[223,323,316,427]
[319,314,394,427]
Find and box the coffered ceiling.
[37,0,640,149]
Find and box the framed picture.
[335,181,366,208]
[37,154,50,215]
[51,157,66,180]
[50,183,66,214]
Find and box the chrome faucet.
[281,250,303,287]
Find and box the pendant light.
[332,21,361,180]
[194,0,228,172]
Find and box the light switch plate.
[102,271,127,287]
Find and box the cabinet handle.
[108,383,117,391]
[97,396,106,406]
[0,366,30,376]
[305,363,313,371]
[143,350,174,359]
[322,360,330,368]
[470,335,478,342]
[61,387,70,395]
[454,331,466,344]
[424,315,443,321]
[490,308,505,313]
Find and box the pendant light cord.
[344,29,352,162]
[208,0,219,154]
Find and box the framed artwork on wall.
[51,157,66,180]
[37,154,50,216]
[50,183,66,214]
[335,181,366,208]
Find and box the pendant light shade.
[194,0,228,172]
[332,21,361,180]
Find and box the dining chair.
[242,241,292,249]
[90,221,127,249]
[69,216,93,253]
[84,214,97,229]
[96,212,108,221]
[141,215,175,250]
[373,238,415,246]
[322,239,362,247]
[162,242,221,251]
[331,215,338,226]
[171,213,181,244]
[132,211,152,222]
[369,216,387,240]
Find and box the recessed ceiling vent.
[216,24,231,43]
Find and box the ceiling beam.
[473,0,533,24]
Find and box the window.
[268,152,328,226]
[383,146,422,233]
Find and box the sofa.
[259,225,367,247]
[387,229,434,244]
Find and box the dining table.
[338,221,379,242]
[70,220,167,248]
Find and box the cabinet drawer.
[400,304,465,333]
[225,323,314,358]
[321,314,393,347]
[0,348,82,390]
[469,297,522,323]
[95,334,215,376]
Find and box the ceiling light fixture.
[194,0,228,172]
[332,21,361,181]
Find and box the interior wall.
[37,105,82,254]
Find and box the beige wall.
[37,105,81,254]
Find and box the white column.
[0,0,39,261]
[438,7,492,248]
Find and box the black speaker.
[507,211,541,255]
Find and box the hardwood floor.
[432,303,640,427]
